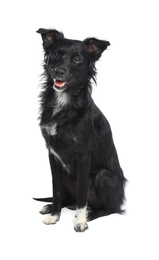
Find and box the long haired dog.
[35,28,126,232]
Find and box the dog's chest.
[40,91,91,172]
[40,92,71,138]
[41,123,57,137]
[41,121,78,173]
[41,122,77,141]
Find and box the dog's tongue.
[54,80,67,87]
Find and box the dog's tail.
[33,197,53,202]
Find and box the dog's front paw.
[43,214,60,225]
[74,221,88,232]
[74,207,88,232]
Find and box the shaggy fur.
[34,28,126,232]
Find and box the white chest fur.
[41,123,70,173]
[41,123,57,136]
[49,147,70,173]
[53,91,70,115]
[40,91,71,172]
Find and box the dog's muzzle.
[51,67,68,91]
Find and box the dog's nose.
[53,67,67,79]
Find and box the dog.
[35,28,126,232]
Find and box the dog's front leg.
[43,151,63,225]
[74,155,91,232]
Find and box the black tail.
[33,197,53,202]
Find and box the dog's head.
[37,28,110,92]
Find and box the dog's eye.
[73,55,82,63]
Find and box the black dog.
[35,28,126,232]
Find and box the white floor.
[1,195,158,260]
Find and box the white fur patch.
[41,123,57,136]
[50,147,64,165]
[43,214,60,225]
[53,91,70,115]
[40,205,51,214]
[50,147,70,173]
[49,123,57,136]
[40,205,48,214]
[76,207,87,223]
[53,85,64,93]
[74,207,88,232]
[72,135,78,142]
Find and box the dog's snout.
[53,67,67,79]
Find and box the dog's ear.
[83,38,110,61]
[36,28,64,49]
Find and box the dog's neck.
[53,91,70,116]
[40,81,92,126]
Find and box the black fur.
[35,28,126,232]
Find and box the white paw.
[74,207,88,232]
[74,221,88,232]
[43,214,60,225]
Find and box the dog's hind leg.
[33,197,53,215]
[86,206,115,221]
[40,200,75,214]
[90,169,126,219]
[40,204,53,214]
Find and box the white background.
[0,0,159,259]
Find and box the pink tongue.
[54,80,67,87]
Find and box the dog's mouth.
[53,79,67,91]
[54,80,67,87]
